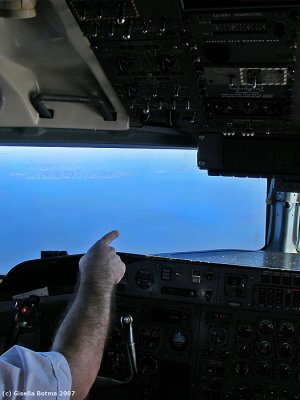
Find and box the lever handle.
[31,94,116,121]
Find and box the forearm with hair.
[52,277,115,400]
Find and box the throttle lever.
[120,315,137,376]
[95,314,137,387]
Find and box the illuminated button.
[192,276,201,284]
[192,269,201,284]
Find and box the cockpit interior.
[1,1,300,399]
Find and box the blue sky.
[0,147,267,274]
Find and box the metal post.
[266,181,300,253]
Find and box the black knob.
[204,290,213,301]
[237,344,251,358]
[220,348,231,360]
[278,342,293,358]
[235,385,251,400]
[256,340,272,356]
[237,323,252,338]
[259,319,274,335]
[235,362,249,377]
[255,361,272,376]
[280,322,295,338]
[279,363,292,379]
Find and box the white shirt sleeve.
[0,345,72,400]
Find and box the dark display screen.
[151,308,182,324]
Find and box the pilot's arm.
[52,230,126,400]
[0,231,125,400]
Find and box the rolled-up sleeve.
[0,345,72,400]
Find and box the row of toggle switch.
[82,18,171,40]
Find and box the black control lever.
[95,314,137,387]
[2,295,40,353]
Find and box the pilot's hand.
[79,230,126,287]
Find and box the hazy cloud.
[10,168,130,180]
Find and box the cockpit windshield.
[0,146,267,274]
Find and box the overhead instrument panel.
[67,0,202,135]
[65,0,300,137]
[66,0,300,177]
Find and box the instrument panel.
[1,252,300,400]
[0,253,300,400]
[66,0,300,138]
[109,256,300,400]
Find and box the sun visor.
[0,0,129,130]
